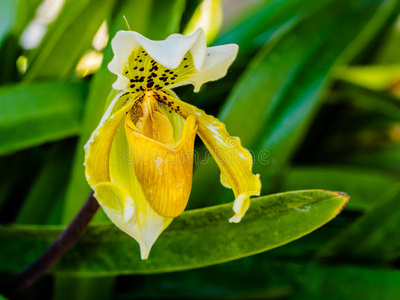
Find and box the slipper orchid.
[84,28,261,259]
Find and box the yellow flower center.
[129,91,175,145]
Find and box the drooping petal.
[158,91,261,222]
[124,114,199,218]
[108,28,238,92]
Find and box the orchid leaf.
[0,82,87,155]
[280,166,399,211]
[145,0,186,40]
[15,140,76,225]
[336,144,400,171]
[0,0,16,47]
[115,258,400,300]
[24,0,116,81]
[0,190,348,275]
[216,0,333,55]
[317,185,400,262]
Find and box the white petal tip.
[229,194,251,223]
[139,244,150,260]
[229,215,242,223]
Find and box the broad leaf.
[0,0,16,46]
[15,140,76,225]
[317,185,400,262]
[0,82,87,155]
[24,0,116,81]
[216,0,333,55]
[280,166,399,211]
[115,258,400,300]
[0,190,348,275]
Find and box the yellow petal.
[85,94,136,186]
[125,114,198,218]
[158,91,261,222]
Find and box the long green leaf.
[0,82,87,155]
[337,145,400,171]
[280,166,399,211]
[334,82,400,122]
[216,0,333,53]
[189,0,395,209]
[15,139,76,224]
[0,148,47,216]
[0,190,348,275]
[0,0,16,46]
[317,185,400,262]
[115,259,400,300]
[24,0,116,81]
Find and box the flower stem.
[0,191,99,298]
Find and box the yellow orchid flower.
[84,28,261,259]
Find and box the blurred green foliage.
[1,0,400,299]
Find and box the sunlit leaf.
[317,185,400,262]
[0,82,87,155]
[0,190,348,275]
[15,140,76,225]
[24,0,117,81]
[280,166,399,211]
[115,258,400,299]
[0,0,16,46]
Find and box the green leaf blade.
[317,185,400,262]
[0,190,348,275]
[24,0,116,81]
[280,166,399,211]
[0,81,87,155]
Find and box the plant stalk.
[0,191,98,298]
